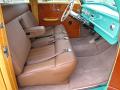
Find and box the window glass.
[85,0,115,7]
[38,0,69,2]
[38,0,68,1]
[0,0,29,3]
[38,0,80,3]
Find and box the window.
[84,0,115,7]
[0,0,29,3]
[38,0,69,1]
[38,0,69,2]
[38,0,80,3]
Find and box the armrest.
[25,26,46,38]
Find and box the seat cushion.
[17,29,77,87]
[24,26,46,38]
[31,37,54,48]
[55,39,76,66]
[54,25,67,34]
[18,58,76,87]
[27,45,55,65]
[42,28,54,37]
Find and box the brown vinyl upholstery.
[31,37,54,48]
[2,4,29,24]
[6,13,77,87]
[24,26,46,38]
[19,11,38,29]
[19,11,53,37]
[19,10,68,48]
[6,19,31,75]
[18,11,55,48]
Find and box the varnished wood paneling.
[38,3,81,38]
[63,16,81,38]
[29,0,39,23]
[39,4,66,26]
[108,48,120,90]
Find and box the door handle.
[0,23,5,29]
[43,18,59,22]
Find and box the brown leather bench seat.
[6,17,77,87]
[4,3,76,87]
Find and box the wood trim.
[0,5,18,90]
[107,46,120,90]
[38,3,81,38]
[63,16,81,38]
[29,0,39,23]
[0,69,6,90]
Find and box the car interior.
[1,0,119,90]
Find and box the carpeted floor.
[20,43,117,90]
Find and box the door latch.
[0,23,5,29]
[3,47,9,58]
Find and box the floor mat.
[69,45,117,89]
[20,45,117,90]
[70,37,111,57]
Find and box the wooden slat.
[29,0,39,23]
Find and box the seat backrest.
[2,4,29,24]
[19,11,38,29]
[6,19,31,75]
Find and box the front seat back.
[19,11,38,29]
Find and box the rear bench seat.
[6,11,77,87]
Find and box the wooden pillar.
[0,5,18,90]
[29,0,39,23]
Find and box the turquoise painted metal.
[81,3,119,45]
[89,86,107,90]
[114,0,120,13]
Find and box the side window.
[38,0,69,2]
[38,0,80,3]
[0,0,29,3]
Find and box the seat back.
[19,11,38,29]
[2,4,29,24]
[6,19,31,75]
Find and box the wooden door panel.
[38,3,81,38]
[108,49,120,90]
[63,16,81,38]
[39,4,67,26]
[39,4,80,26]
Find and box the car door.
[0,4,18,90]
